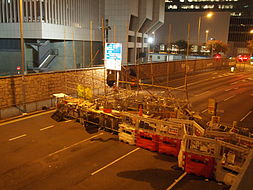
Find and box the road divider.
[9,134,27,141]
[48,133,104,157]
[91,148,140,176]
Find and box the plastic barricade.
[118,124,136,145]
[158,136,181,157]
[136,131,159,152]
[183,152,215,178]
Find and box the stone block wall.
[0,68,106,109]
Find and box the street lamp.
[197,12,213,46]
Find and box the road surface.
[1,68,252,190]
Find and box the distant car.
[237,54,250,62]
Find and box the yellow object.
[77,85,93,99]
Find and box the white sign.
[105,43,122,71]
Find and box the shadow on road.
[90,137,118,143]
[117,168,183,190]
[153,153,178,163]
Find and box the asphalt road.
[1,67,252,190]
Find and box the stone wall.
[0,67,106,109]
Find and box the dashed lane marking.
[40,125,55,131]
[225,88,232,92]
[91,148,140,176]
[48,133,104,157]
[240,111,252,122]
[9,134,27,141]
[224,95,235,102]
[166,172,188,190]
[201,109,208,113]
[194,91,210,97]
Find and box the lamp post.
[197,12,213,53]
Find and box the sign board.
[17,66,21,70]
[105,43,122,71]
[208,98,216,115]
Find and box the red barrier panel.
[158,137,181,157]
[136,131,159,152]
[184,152,215,178]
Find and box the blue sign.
[105,43,122,71]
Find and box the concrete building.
[164,0,253,56]
[0,0,165,76]
[156,11,231,46]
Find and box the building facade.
[165,0,253,56]
[0,0,165,75]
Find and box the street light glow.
[250,29,253,34]
[148,37,154,44]
[206,12,213,18]
[206,30,209,33]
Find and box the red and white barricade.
[179,135,217,179]
[158,121,185,157]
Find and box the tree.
[247,40,253,54]
[173,40,188,54]
[206,40,228,55]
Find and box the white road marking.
[224,95,235,102]
[201,109,208,113]
[48,133,104,157]
[240,111,252,122]
[40,125,55,131]
[64,120,72,123]
[9,134,27,141]
[91,148,140,176]
[0,110,55,127]
[231,82,238,85]
[166,172,188,190]
[194,91,210,97]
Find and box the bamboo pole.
[72,31,76,69]
[19,0,26,112]
[167,62,169,86]
[82,41,84,68]
[101,17,107,95]
[185,24,190,103]
[168,24,172,53]
[125,23,129,82]
[114,24,116,43]
[151,59,154,85]
[90,21,94,94]
[64,28,67,93]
